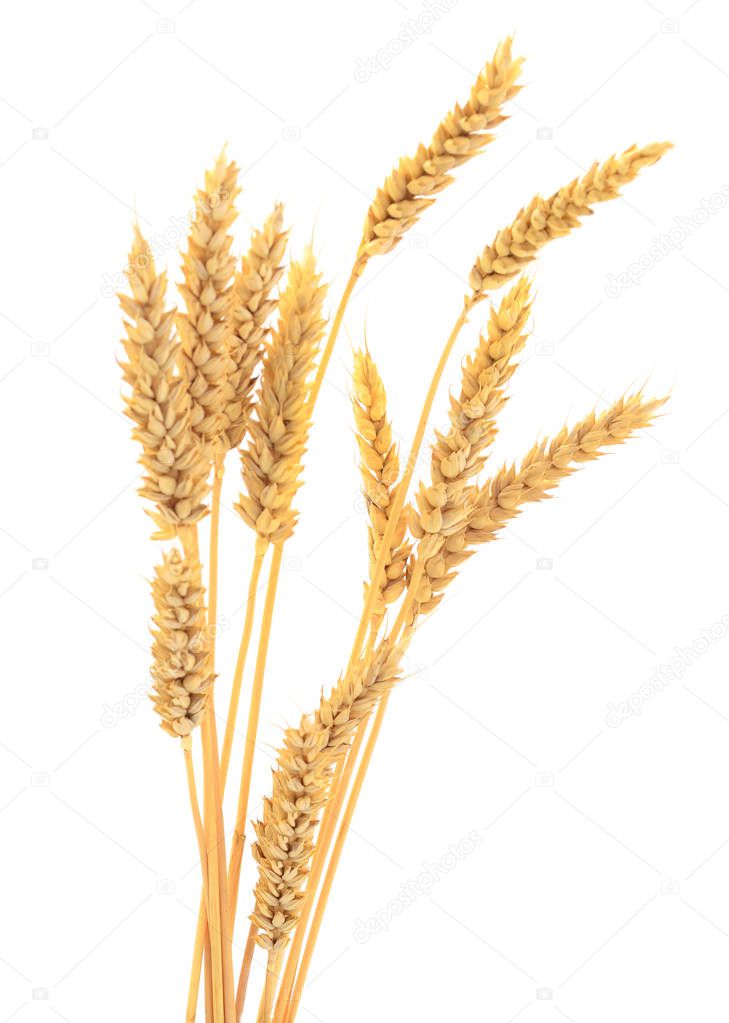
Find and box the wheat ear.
[119,226,210,530]
[149,548,214,736]
[307,39,523,416]
[250,635,408,952]
[356,37,524,268]
[469,143,672,294]
[466,392,667,543]
[177,151,241,448]
[236,247,328,543]
[352,349,411,627]
[408,276,532,615]
[224,205,289,450]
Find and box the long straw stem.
[307,270,358,414]
[220,538,269,783]
[235,922,258,1022]
[183,740,212,1023]
[187,536,269,1018]
[228,543,284,923]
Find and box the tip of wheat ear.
[356,37,524,267]
[469,141,672,295]
[149,547,214,738]
[177,152,241,447]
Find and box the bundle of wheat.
[117,38,671,1023]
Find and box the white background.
[1,0,728,1020]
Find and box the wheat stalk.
[352,349,411,627]
[224,205,289,450]
[119,226,210,530]
[236,247,328,543]
[356,37,524,269]
[469,143,672,294]
[177,152,241,449]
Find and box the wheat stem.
[221,537,269,783]
[188,537,268,1019]
[228,543,284,922]
[208,461,224,657]
[235,921,258,1022]
[183,739,211,1023]
[307,270,358,415]
[180,527,225,1023]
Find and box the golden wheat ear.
[467,392,668,543]
[406,277,533,616]
[352,348,411,626]
[356,37,524,269]
[224,204,289,451]
[251,633,407,952]
[177,151,241,449]
[236,246,329,544]
[469,142,672,294]
[119,225,210,530]
[149,547,214,737]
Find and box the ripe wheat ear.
[119,225,210,530]
[470,143,672,294]
[236,247,328,544]
[224,205,289,450]
[467,392,668,544]
[352,349,411,628]
[150,547,213,737]
[177,151,241,449]
[356,37,524,268]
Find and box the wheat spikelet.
[352,349,411,625]
[251,635,407,951]
[236,247,328,544]
[408,277,532,614]
[177,152,241,447]
[223,205,289,450]
[467,392,667,544]
[119,226,210,528]
[150,547,214,737]
[469,143,672,294]
[356,37,524,268]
